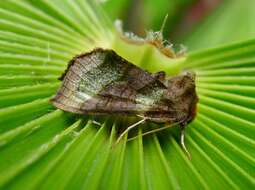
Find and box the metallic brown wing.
[52,49,170,112]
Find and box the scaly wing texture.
[52,49,174,115]
[0,1,254,190]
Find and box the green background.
[0,0,254,189]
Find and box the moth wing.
[52,80,153,114]
[51,48,172,115]
[52,91,171,115]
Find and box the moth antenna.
[127,122,180,142]
[114,118,146,146]
[160,14,169,34]
[180,127,191,160]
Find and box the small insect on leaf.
[51,48,198,158]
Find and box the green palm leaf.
[0,1,254,190]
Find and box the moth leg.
[90,116,103,126]
[127,122,180,142]
[136,114,145,119]
[180,126,191,160]
[91,120,102,126]
[115,118,146,145]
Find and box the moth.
[51,48,198,157]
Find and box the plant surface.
[0,1,254,190]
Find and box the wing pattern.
[51,48,175,117]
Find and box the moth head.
[166,71,198,124]
[166,71,195,95]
